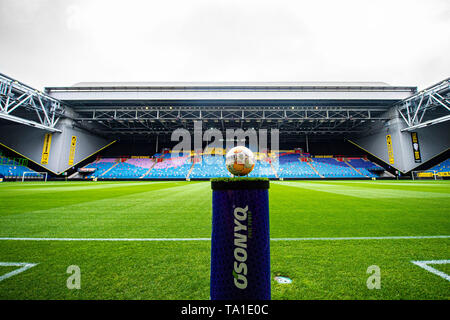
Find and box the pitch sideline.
[0,235,448,242]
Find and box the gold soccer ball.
[225,146,255,176]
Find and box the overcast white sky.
[0,0,448,90]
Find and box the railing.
[0,156,28,166]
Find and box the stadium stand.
[80,150,385,180]
[427,159,450,173]
[84,158,118,178]
[84,158,157,179]
[276,153,319,178]
[189,154,231,178]
[346,158,384,178]
[248,159,277,178]
[0,156,42,179]
[145,154,191,179]
[102,158,154,179]
[311,157,363,178]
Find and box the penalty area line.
[411,260,450,282]
[0,262,38,282]
[0,235,448,242]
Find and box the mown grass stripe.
[274,181,450,198]
[0,235,448,241]
[8,181,179,193]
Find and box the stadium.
[0,71,449,300]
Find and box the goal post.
[22,171,48,182]
[411,170,438,180]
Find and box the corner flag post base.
[210,178,271,300]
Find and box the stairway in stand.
[307,160,324,178]
[140,161,157,179]
[270,161,279,179]
[344,160,367,177]
[99,162,120,177]
[186,161,196,180]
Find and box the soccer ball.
[225,146,255,176]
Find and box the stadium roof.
[46,81,416,103]
[69,81,393,88]
[42,80,419,137]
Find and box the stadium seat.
[81,152,385,179]
[85,158,118,178]
[427,159,450,173]
[346,158,383,177]
[0,157,42,179]
[311,158,363,178]
[189,155,231,178]
[146,155,191,179]
[276,153,319,178]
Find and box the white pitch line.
[0,235,448,242]
[411,260,450,282]
[270,235,450,241]
[0,262,38,282]
[0,237,211,242]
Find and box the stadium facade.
[0,72,449,177]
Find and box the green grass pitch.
[0,180,449,300]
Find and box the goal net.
[22,171,48,182]
[411,170,439,180]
